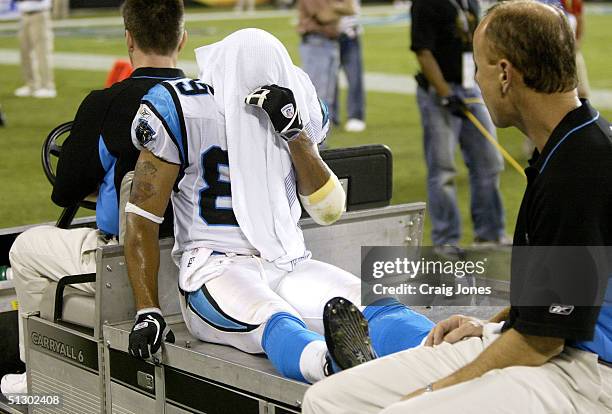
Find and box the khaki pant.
[303,326,612,414]
[9,226,116,361]
[19,10,54,90]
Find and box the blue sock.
[363,298,435,357]
[261,312,324,382]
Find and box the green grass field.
[0,6,611,245]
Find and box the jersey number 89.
[199,146,239,226]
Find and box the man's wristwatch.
[424,383,435,393]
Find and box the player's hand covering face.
[245,84,304,141]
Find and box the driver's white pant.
[9,225,116,361]
[302,328,612,414]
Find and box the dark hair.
[484,0,578,93]
[122,0,184,56]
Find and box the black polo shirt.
[506,100,612,340]
[52,67,184,236]
[410,0,480,84]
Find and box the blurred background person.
[234,0,255,14]
[411,0,506,253]
[332,0,366,133]
[14,0,56,98]
[297,0,355,130]
[51,0,69,20]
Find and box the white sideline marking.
[0,5,400,31]
[0,2,610,30]
[1,48,611,110]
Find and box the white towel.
[195,28,328,270]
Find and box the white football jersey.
[131,78,258,260]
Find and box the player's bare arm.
[245,84,345,225]
[125,149,179,310]
[287,134,329,196]
[404,329,564,400]
[292,140,344,226]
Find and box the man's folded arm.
[430,329,564,393]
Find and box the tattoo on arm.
[136,160,158,177]
[130,160,159,205]
[131,182,156,204]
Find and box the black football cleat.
[323,297,377,371]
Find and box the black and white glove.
[128,308,175,364]
[245,84,304,141]
[440,94,468,119]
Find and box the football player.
[125,29,434,383]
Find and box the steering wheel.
[42,122,97,228]
[42,121,71,186]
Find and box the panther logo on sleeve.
[135,118,156,146]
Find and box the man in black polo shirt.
[411,0,505,251]
[302,2,611,413]
[1,0,186,395]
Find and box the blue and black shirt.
[507,100,612,364]
[52,67,185,237]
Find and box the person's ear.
[178,31,188,53]
[498,59,512,95]
[126,29,135,53]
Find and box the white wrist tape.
[299,174,346,226]
[125,202,164,224]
